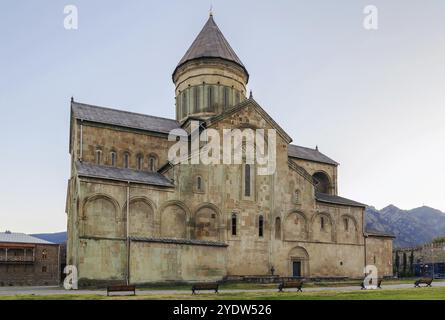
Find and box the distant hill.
[366,205,445,248]
[31,231,67,244]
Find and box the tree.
[432,236,445,244]
[409,250,414,276]
[394,251,400,275]
[402,252,407,277]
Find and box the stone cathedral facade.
[66,15,393,285]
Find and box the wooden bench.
[278,280,303,292]
[106,284,136,296]
[191,282,219,295]
[361,278,383,289]
[414,277,433,287]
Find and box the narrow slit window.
[207,86,213,111]
[124,152,130,168]
[149,156,157,171]
[96,149,102,165]
[111,151,117,167]
[231,213,237,236]
[137,155,143,170]
[259,215,264,237]
[244,164,251,197]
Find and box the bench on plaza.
[191,282,219,295]
[106,284,136,296]
[414,277,433,287]
[278,279,304,292]
[361,278,383,289]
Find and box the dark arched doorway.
[312,172,331,194]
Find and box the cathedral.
[66,14,393,286]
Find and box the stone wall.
[366,236,393,277]
[0,244,60,286]
[130,240,227,283]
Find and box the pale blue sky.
[1,1,444,233]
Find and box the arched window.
[148,155,157,171]
[196,176,203,192]
[259,215,264,237]
[344,218,349,231]
[231,213,237,236]
[207,86,213,111]
[137,154,143,170]
[110,151,117,167]
[320,216,325,230]
[244,164,251,197]
[41,249,47,260]
[95,149,102,165]
[124,152,130,169]
[275,217,281,240]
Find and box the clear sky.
[1,1,444,233]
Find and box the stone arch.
[193,203,221,241]
[283,211,308,241]
[122,197,156,238]
[82,194,122,238]
[288,246,310,277]
[311,212,335,243]
[312,171,332,194]
[159,200,190,239]
[337,214,359,244]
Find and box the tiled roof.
[0,232,54,245]
[71,101,180,134]
[130,236,228,247]
[174,15,247,77]
[76,161,174,187]
[315,192,366,208]
[288,144,338,166]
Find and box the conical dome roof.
[173,15,248,79]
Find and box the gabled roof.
[315,192,366,208]
[71,101,180,134]
[174,15,248,78]
[288,144,338,166]
[76,161,174,187]
[0,232,54,245]
[206,98,293,143]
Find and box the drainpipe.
[126,181,130,285]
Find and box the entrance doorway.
[292,261,301,277]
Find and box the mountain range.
[31,231,67,244]
[365,205,445,248]
[30,206,445,249]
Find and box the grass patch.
[2,285,445,300]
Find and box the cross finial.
[315,145,319,151]
[249,90,253,99]
[71,96,74,103]
[209,4,213,17]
